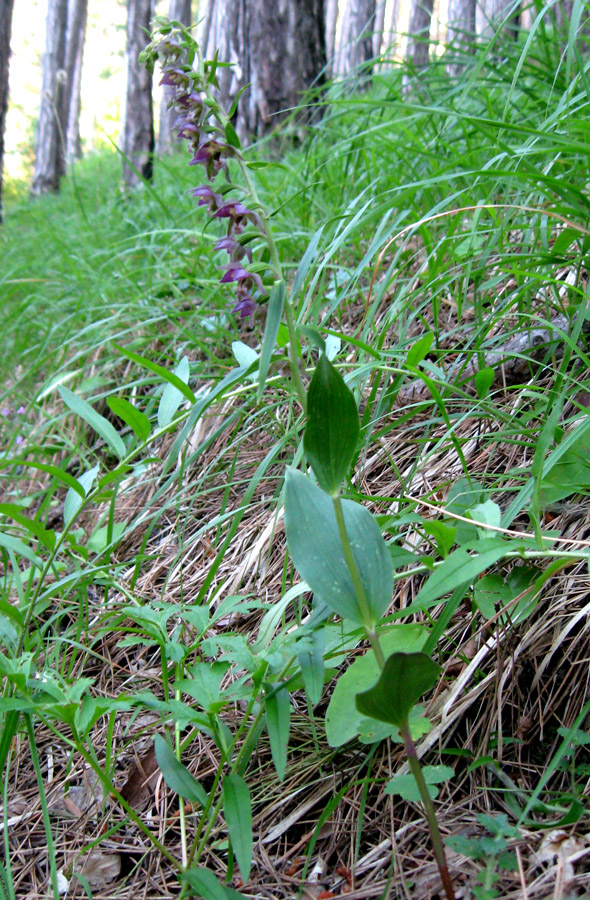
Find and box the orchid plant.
[140,19,307,407]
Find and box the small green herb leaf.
[385,765,454,802]
[265,686,290,782]
[106,397,151,441]
[154,734,208,807]
[304,355,359,496]
[58,385,126,459]
[223,775,252,881]
[355,652,441,728]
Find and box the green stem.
[401,721,456,900]
[332,495,386,667]
[25,715,60,900]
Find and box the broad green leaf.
[385,765,454,802]
[355,652,441,728]
[106,397,151,441]
[284,468,393,625]
[407,333,433,368]
[174,661,230,713]
[407,539,510,612]
[0,461,85,497]
[445,478,485,544]
[357,706,431,745]
[58,385,126,459]
[304,355,359,496]
[541,426,590,503]
[154,734,208,807]
[224,121,241,149]
[469,500,502,531]
[222,775,252,881]
[257,280,285,401]
[158,356,190,429]
[265,687,290,781]
[475,367,494,399]
[325,625,428,747]
[64,465,99,526]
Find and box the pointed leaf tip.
[355,652,441,728]
[304,355,359,495]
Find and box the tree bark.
[324,0,338,74]
[31,0,68,196]
[406,0,434,70]
[446,0,476,72]
[373,0,386,59]
[476,0,521,41]
[0,0,14,222]
[336,0,377,77]
[122,0,155,187]
[62,0,87,169]
[156,0,192,155]
[214,0,326,142]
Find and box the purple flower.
[189,139,230,178]
[232,294,256,319]
[15,435,24,446]
[220,262,264,294]
[176,91,204,110]
[214,201,253,219]
[1,407,9,417]
[213,235,252,262]
[189,184,222,212]
[16,406,25,415]
[160,67,190,88]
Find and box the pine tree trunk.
[62,0,87,170]
[373,0,386,59]
[215,0,326,142]
[446,0,476,72]
[31,0,68,196]
[324,0,338,74]
[406,0,434,70]
[337,0,377,77]
[0,0,14,222]
[476,0,521,41]
[156,0,192,155]
[122,0,155,187]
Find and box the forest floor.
[2,26,590,900]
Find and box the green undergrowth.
[2,9,590,899]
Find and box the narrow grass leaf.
[58,385,126,459]
[265,687,290,782]
[304,355,359,495]
[355,652,441,728]
[406,539,511,612]
[114,344,196,403]
[153,734,208,806]
[0,461,85,496]
[0,532,42,570]
[257,279,285,401]
[106,397,151,441]
[0,504,55,550]
[222,775,252,881]
[158,356,190,428]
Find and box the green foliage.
[355,653,442,729]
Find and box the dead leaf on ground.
[119,741,159,809]
[73,848,121,887]
[49,769,104,819]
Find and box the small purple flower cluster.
[1,405,26,446]
[155,31,267,319]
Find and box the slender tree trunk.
[476,0,521,41]
[406,0,434,69]
[215,0,326,142]
[446,0,476,73]
[0,0,14,222]
[61,0,87,170]
[122,0,155,187]
[156,0,192,155]
[324,0,338,74]
[374,0,386,58]
[337,0,377,77]
[31,0,68,196]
